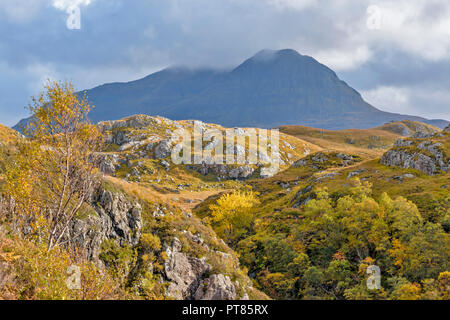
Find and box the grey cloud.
[0,0,449,126]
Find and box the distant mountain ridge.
[13,49,449,131]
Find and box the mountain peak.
[242,48,306,65]
[232,49,316,76]
[251,48,302,61]
[13,50,449,131]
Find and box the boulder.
[154,139,173,159]
[194,274,237,300]
[68,188,142,261]
[94,153,120,175]
[164,238,211,300]
[229,166,254,179]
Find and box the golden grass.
[278,125,402,159]
[0,124,18,145]
[376,120,441,135]
[105,176,230,212]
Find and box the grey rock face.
[292,159,308,167]
[229,166,254,179]
[400,126,412,137]
[163,238,211,300]
[68,188,142,260]
[94,153,120,175]
[189,163,254,180]
[347,169,367,179]
[381,150,437,175]
[98,115,160,131]
[194,274,237,300]
[381,139,449,175]
[311,153,329,163]
[154,139,173,159]
[394,139,414,147]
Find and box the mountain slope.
[278,120,441,159]
[13,49,449,131]
[193,125,450,300]
[0,124,19,145]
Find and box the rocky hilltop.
[381,128,449,175]
[376,120,440,138]
[95,114,320,182]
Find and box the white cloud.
[267,0,317,10]
[369,0,450,61]
[313,46,373,71]
[25,63,61,94]
[52,0,93,10]
[361,86,410,114]
[0,0,46,22]
[361,85,450,120]
[279,1,450,72]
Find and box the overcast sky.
[1,0,449,126]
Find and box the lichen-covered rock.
[229,166,254,179]
[154,139,173,159]
[68,188,142,260]
[98,115,162,131]
[381,138,449,175]
[194,274,237,300]
[163,238,211,300]
[188,163,255,180]
[292,152,359,170]
[94,153,120,175]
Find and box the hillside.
[1,115,274,300]
[278,120,438,159]
[0,124,19,146]
[376,120,440,137]
[92,115,449,300]
[2,113,449,300]
[193,122,450,300]
[13,49,449,131]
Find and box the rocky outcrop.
[163,238,207,299]
[94,153,120,175]
[229,166,254,179]
[293,152,359,170]
[98,114,171,131]
[163,238,210,299]
[194,274,237,300]
[260,165,279,178]
[381,138,449,175]
[64,189,258,300]
[154,138,174,159]
[444,124,450,133]
[68,188,142,260]
[187,163,255,180]
[379,120,439,137]
[161,238,243,300]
